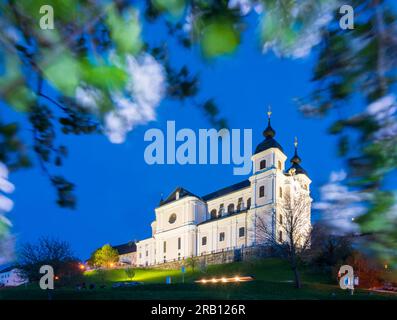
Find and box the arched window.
[279,187,283,198]
[259,186,265,198]
[247,198,251,209]
[227,203,235,214]
[210,209,217,219]
[278,160,282,170]
[219,203,224,214]
[259,159,266,170]
[237,198,243,211]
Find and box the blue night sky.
[4,13,345,260]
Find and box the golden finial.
[294,136,298,148]
[267,105,272,119]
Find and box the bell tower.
[250,108,287,208]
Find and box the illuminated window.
[202,236,207,246]
[219,232,225,242]
[259,186,265,198]
[260,160,266,170]
[239,227,245,237]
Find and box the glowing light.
[79,264,85,270]
[55,276,59,280]
[195,275,253,284]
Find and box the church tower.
[249,109,287,209]
[248,109,288,245]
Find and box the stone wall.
[146,246,272,270]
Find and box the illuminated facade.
[136,113,312,266]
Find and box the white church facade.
[136,113,312,266]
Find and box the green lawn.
[1,259,396,300]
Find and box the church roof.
[112,242,136,255]
[254,112,284,155]
[159,187,200,207]
[286,137,308,176]
[255,138,284,154]
[202,179,250,201]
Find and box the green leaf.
[201,19,240,58]
[43,51,80,96]
[106,7,142,55]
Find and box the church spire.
[263,105,276,139]
[291,136,302,164]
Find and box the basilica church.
[136,112,312,266]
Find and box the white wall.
[0,269,27,287]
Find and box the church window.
[163,241,167,253]
[278,161,282,170]
[279,187,283,198]
[146,251,148,257]
[237,198,243,211]
[210,209,217,219]
[178,237,181,250]
[259,186,265,198]
[219,232,225,242]
[202,236,207,246]
[278,231,283,242]
[260,159,266,170]
[239,227,245,237]
[227,203,235,214]
[247,198,251,209]
[279,214,283,225]
[219,204,224,214]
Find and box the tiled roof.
[159,187,200,207]
[112,242,136,255]
[202,179,250,201]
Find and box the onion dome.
[254,107,284,154]
[288,137,307,175]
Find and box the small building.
[113,242,137,266]
[0,266,28,287]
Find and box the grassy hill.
[1,259,396,300]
